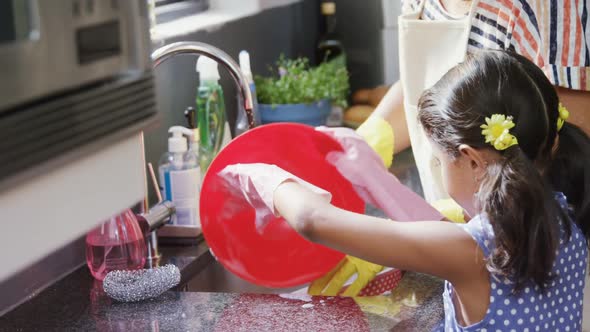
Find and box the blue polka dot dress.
[442,193,588,331]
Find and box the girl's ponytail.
[477,147,561,290]
[508,51,590,245]
[548,122,590,239]
[418,50,570,291]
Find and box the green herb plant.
[255,55,349,108]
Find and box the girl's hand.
[218,163,332,232]
[273,181,335,234]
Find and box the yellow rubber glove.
[308,256,384,297]
[431,199,465,223]
[356,116,395,168]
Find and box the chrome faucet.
[141,42,257,266]
[151,41,256,129]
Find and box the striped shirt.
[402,0,590,91]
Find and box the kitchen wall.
[332,0,387,92]
[0,0,321,316]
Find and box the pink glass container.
[85,209,146,281]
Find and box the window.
[155,0,208,8]
[154,0,210,24]
[151,0,302,41]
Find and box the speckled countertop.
[0,236,445,331]
[0,264,444,332]
[0,223,445,331]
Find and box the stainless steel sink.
[185,260,303,294]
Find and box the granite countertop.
[0,264,444,332]
[0,232,445,331]
[0,236,445,331]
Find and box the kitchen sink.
[180,149,422,294]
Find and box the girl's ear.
[458,144,488,175]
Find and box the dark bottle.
[317,1,345,65]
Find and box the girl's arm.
[274,181,485,285]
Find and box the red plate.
[200,123,365,288]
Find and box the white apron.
[398,0,479,202]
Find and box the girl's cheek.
[445,163,471,204]
[441,163,459,198]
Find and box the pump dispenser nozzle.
[168,126,193,153]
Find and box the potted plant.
[255,55,349,126]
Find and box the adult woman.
[361,0,590,202]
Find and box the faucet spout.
[151,41,256,129]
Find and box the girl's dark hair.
[417,50,571,290]
[548,124,590,237]
[508,52,590,241]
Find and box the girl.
[221,51,590,330]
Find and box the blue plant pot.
[259,99,331,126]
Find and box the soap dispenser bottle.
[196,56,227,173]
[158,126,201,226]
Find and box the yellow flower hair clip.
[557,102,569,131]
[480,114,519,151]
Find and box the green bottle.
[196,56,226,172]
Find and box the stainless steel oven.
[0,0,156,186]
[0,0,158,286]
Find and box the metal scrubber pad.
[103,264,181,302]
